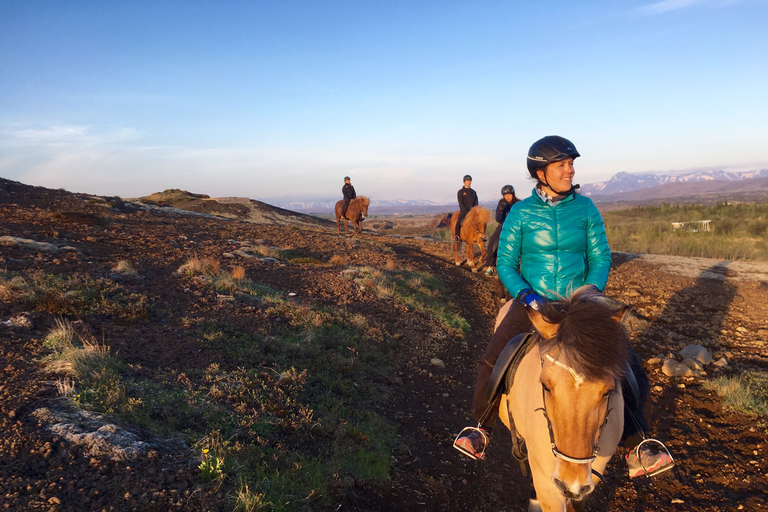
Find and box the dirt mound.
[430,212,453,228]
[1,177,767,511]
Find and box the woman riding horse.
[454,135,673,480]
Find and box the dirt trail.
[1,178,767,511]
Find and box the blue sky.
[1,0,767,204]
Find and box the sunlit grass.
[704,372,768,416]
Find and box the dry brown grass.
[231,266,246,280]
[112,260,138,277]
[329,254,347,266]
[177,257,221,276]
[385,258,397,271]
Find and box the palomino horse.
[497,290,631,512]
[450,206,490,272]
[335,196,370,236]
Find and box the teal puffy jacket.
[497,188,611,301]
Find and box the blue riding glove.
[516,289,548,311]
[579,284,601,297]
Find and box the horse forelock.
[356,196,370,207]
[539,295,630,381]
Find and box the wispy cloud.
[634,0,739,15]
[0,123,138,147]
[0,121,501,202]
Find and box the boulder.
[678,344,712,365]
[662,358,693,377]
[682,358,704,372]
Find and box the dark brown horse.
[335,196,370,236]
[450,206,490,272]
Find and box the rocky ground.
[1,177,767,511]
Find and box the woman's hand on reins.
[516,289,548,311]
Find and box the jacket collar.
[532,185,577,207]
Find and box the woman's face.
[537,158,575,194]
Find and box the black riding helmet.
[463,174,472,182]
[526,136,580,179]
[501,184,515,196]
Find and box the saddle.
[481,332,537,469]
[486,332,536,406]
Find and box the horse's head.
[469,206,490,242]
[359,196,370,218]
[529,289,631,501]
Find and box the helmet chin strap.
[540,176,575,197]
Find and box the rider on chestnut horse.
[341,176,356,220]
[454,175,478,241]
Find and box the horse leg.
[337,216,341,236]
[467,241,477,272]
[453,239,461,266]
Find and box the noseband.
[535,353,613,465]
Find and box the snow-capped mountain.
[581,169,768,196]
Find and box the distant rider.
[454,175,478,241]
[341,176,356,219]
[484,185,519,277]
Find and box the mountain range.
[279,169,768,214]
[581,169,768,196]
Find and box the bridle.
[535,352,613,467]
[468,216,485,241]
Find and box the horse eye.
[542,383,551,393]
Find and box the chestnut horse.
[496,290,631,512]
[450,206,490,272]
[335,196,370,236]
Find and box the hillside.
[1,177,767,511]
[135,189,334,227]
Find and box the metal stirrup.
[452,426,489,461]
[633,438,675,477]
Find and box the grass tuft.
[112,260,138,277]
[704,372,768,416]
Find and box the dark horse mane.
[537,289,631,381]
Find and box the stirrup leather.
[453,426,489,461]
[632,438,675,477]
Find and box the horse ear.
[611,305,630,324]
[527,308,559,339]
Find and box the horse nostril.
[577,484,595,500]
[551,478,594,501]
[552,477,568,496]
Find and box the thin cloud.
[0,124,137,147]
[634,0,738,15]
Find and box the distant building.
[671,220,712,232]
